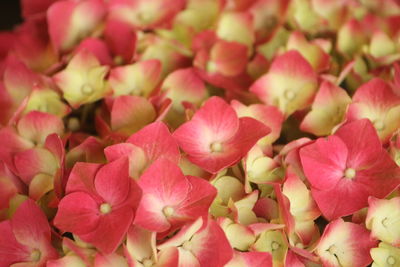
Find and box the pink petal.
[17,111,64,145]
[54,192,100,235]
[135,159,189,232]
[104,19,137,63]
[172,176,217,226]
[94,158,131,206]
[14,148,58,184]
[65,162,101,198]
[79,206,134,254]
[21,0,57,18]
[11,199,52,247]
[311,180,370,220]
[210,40,248,76]
[0,221,30,266]
[300,135,348,190]
[127,121,180,164]
[111,95,156,135]
[334,119,382,168]
[190,218,233,267]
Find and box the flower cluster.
[1,0,400,266]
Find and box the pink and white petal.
[157,247,179,267]
[366,197,400,246]
[127,121,180,164]
[158,217,204,250]
[299,135,348,190]
[177,248,200,267]
[0,221,31,266]
[182,96,239,142]
[109,59,162,97]
[138,159,189,205]
[17,111,64,145]
[189,218,233,267]
[74,38,114,66]
[11,199,52,246]
[0,127,33,172]
[209,40,248,77]
[162,68,208,112]
[94,252,129,267]
[47,0,107,51]
[134,193,171,232]
[54,192,100,235]
[28,173,54,201]
[174,175,217,220]
[126,225,156,263]
[79,206,134,254]
[283,168,321,220]
[249,50,318,116]
[316,219,377,267]
[111,95,156,135]
[104,143,147,179]
[94,158,131,206]
[14,148,58,184]
[225,251,273,267]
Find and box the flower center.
[81,84,94,95]
[162,206,174,217]
[100,203,112,214]
[271,241,280,251]
[210,142,223,152]
[284,90,296,100]
[387,256,396,265]
[344,168,356,179]
[30,249,41,262]
[373,120,385,131]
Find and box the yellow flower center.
[373,120,385,131]
[344,168,356,179]
[162,206,174,217]
[210,142,223,153]
[284,90,296,100]
[387,256,396,265]
[100,203,112,214]
[30,249,41,262]
[81,84,94,95]
[271,241,280,251]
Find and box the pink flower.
[54,157,142,254]
[316,219,377,267]
[173,96,270,173]
[105,121,180,179]
[134,159,217,233]
[0,199,58,266]
[300,119,400,220]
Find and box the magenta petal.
[79,206,134,254]
[300,135,348,190]
[54,192,100,235]
[94,157,130,206]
